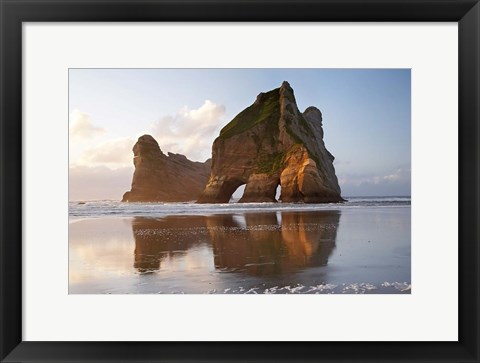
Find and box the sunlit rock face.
[122,135,211,202]
[197,81,344,203]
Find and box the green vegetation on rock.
[219,89,280,139]
[256,152,285,174]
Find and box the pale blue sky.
[69,69,410,199]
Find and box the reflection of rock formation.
[122,135,211,202]
[206,211,340,275]
[197,81,343,203]
[206,214,285,275]
[132,216,208,273]
[280,212,338,267]
[131,211,340,276]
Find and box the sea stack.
[122,135,211,202]
[197,81,343,203]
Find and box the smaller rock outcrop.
[122,135,211,202]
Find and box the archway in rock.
[239,177,280,203]
[230,184,246,203]
[215,178,245,203]
[275,184,281,202]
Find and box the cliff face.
[122,135,211,202]
[197,81,343,203]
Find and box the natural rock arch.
[197,81,343,204]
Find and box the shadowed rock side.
[197,81,344,203]
[122,135,211,202]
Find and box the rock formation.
[122,135,211,202]
[197,81,343,203]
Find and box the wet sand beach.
[69,206,411,294]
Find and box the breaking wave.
[69,196,411,219]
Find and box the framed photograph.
[1,0,479,362]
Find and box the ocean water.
[69,196,411,219]
[69,197,411,294]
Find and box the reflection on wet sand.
[132,211,340,276]
[132,216,209,273]
[281,212,337,267]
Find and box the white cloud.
[383,168,405,182]
[339,167,410,186]
[338,167,411,196]
[71,100,225,169]
[76,137,135,169]
[69,165,133,201]
[69,109,106,142]
[149,100,226,161]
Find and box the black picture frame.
[1,1,479,362]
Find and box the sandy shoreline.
[69,207,411,294]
